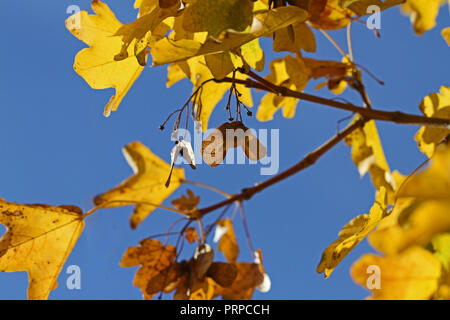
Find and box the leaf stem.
[318,28,347,58]
[197,117,368,217]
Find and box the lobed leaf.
[351,246,441,299]
[66,0,145,116]
[317,187,388,278]
[0,200,84,300]
[94,141,184,229]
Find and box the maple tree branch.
[215,75,450,130]
[197,117,368,217]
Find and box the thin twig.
[239,203,255,254]
[197,218,205,244]
[204,203,233,240]
[319,28,347,57]
[197,117,368,217]
[216,75,450,130]
[347,23,354,62]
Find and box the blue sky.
[0,1,448,300]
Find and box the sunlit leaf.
[351,246,441,299]
[415,86,450,158]
[94,141,184,229]
[151,6,309,65]
[256,55,310,121]
[182,0,254,38]
[240,39,265,72]
[273,22,316,53]
[216,219,239,263]
[66,0,144,116]
[397,146,450,200]
[0,200,84,300]
[317,187,388,278]
[345,119,396,198]
[369,148,450,254]
[401,0,447,35]
[431,233,450,270]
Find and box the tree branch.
[197,117,368,217]
[215,74,450,130]
[198,68,449,217]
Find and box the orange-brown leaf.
[120,238,177,299]
[184,227,200,244]
[172,189,200,213]
[218,263,264,300]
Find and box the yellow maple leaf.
[167,12,209,42]
[369,148,450,254]
[256,55,360,121]
[415,86,450,158]
[204,52,237,80]
[257,87,299,121]
[216,219,239,263]
[317,187,388,278]
[0,200,84,300]
[114,0,180,66]
[398,146,450,200]
[345,119,396,198]
[256,55,310,121]
[401,0,447,35]
[66,0,144,117]
[151,6,309,65]
[134,0,160,16]
[240,39,265,72]
[351,246,442,299]
[182,0,254,38]
[93,141,185,229]
[273,22,316,53]
[370,200,450,255]
[166,61,191,87]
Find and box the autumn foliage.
[1,0,449,300]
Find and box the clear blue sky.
[0,1,448,300]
